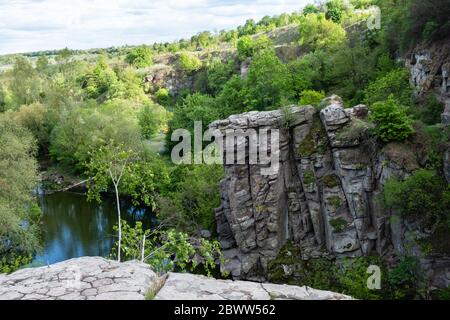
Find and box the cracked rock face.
[0,257,351,300]
[154,272,351,300]
[212,98,450,283]
[0,257,157,300]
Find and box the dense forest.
[1,0,449,299]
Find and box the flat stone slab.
[0,257,157,300]
[154,272,352,300]
[0,257,351,300]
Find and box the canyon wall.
[211,96,450,289]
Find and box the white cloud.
[0,0,312,54]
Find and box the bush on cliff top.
[369,95,414,143]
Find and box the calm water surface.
[33,191,154,265]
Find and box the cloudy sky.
[0,0,312,55]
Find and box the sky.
[0,0,312,55]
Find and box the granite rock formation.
[211,96,450,287]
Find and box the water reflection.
[33,191,153,265]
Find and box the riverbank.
[0,257,352,300]
[39,158,88,194]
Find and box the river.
[32,191,154,266]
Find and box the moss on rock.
[267,241,338,290]
[329,217,347,232]
[297,114,328,157]
[322,174,340,188]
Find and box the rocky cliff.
[405,39,450,125]
[211,96,450,289]
[405,38,450,184]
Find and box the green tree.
[81,56,118,100]
[138,103,168,139]
[7,103,50,149]
[8,57,42,108]
[237,35,273,59]
[325,0,346,23]
[237,19,257,36]
[216,75,247,116]
[302,4,321,15]
[298,13,346,51]
[49,102,142,170]
[158,164,224,232]
[166,93,219,150]
[206,59,235,95]
[245,50,294,110]
[0,115,41,273]
[86,144,137,262]
[56,47,73,62]
[288,51,329,98]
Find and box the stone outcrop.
[155,272,351,300]
[405,38,450,126]
[211,96,450,285]
[0,257,351,300]
[0,257,157,300]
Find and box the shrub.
[383,169,450,229]
[364,68,412,106]
[112,221,224,276]
[336,256,385,300]
[125,45,153,68]
[369,95,414,142]
[387,256,423,299]
[155,88,170,106]
[179,52,202,73]
[329,217,347,232]
[299,89,325,108]
[412,93,444,125]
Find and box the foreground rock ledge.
[0,257,351,300]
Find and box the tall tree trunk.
[114,182,122,262]
[141,234,146,263]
